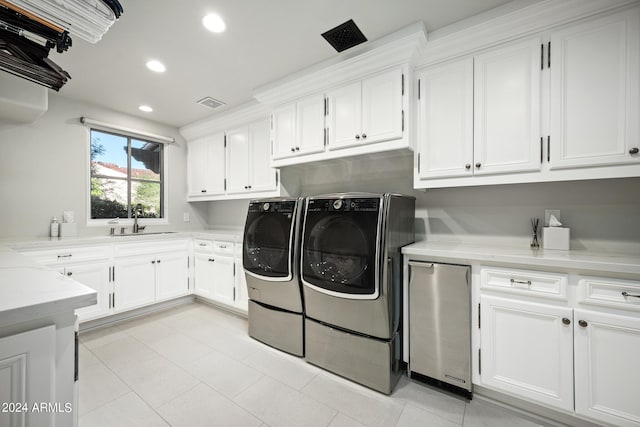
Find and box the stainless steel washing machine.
[301,193,415,394]
[243,197,305,356]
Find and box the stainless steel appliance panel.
[248,300,304,356]
[302,193,415,340]
[305,318,402,394]
[408,261,472,392]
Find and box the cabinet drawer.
[193,239,213,253]
[21,245,111,266]
[480,266,568,300]
[213,240,234,256]
[578,277,640,312]
[115,240,189,257]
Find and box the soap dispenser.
[50,217,60,238]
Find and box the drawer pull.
[57,254,73,259]
[199,243,207,247]
[510,279,532,286]
[578,320,588,328]
[219,245,227,249]
[208,258,215,262]
[622,291,640,299]
[562,317,570,325]
[67,272,73,276]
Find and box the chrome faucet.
[132,204,146,234]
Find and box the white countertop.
[402,240,640,277]
[0,249,97,329]
[4,228,244,251]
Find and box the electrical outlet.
[183,212,190,222]
[544,209,560,227]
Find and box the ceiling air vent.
[321,19,367,53]
[197,96,225,110]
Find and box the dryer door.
[302,196,382,299]
[243,200,296,280]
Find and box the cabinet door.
[234,258,248,312]
[187,137,209,196]
[549,9,640,169]
[0,325,55,427]
[211,255,235,305]
[417,58,474,179]
[225,126,250,194]
[155,252,189,301]
[248,119,277,193]
[480,295,573,411]
[206,133,226,195]
[271,104,296,160]
[194,253,215,298]
[361,68,403,144]
[574,309,640,426]
[474,37,542,175]
[65,262,110,321]
[296,94,326,155]
[114,256,156,311]
[327,81,361,150]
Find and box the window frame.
[86,126,169,227]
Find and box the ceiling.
[51,0,518,128]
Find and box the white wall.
[205,153,640,253]
[0,94,208,239]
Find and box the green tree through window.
[90,129,164,219]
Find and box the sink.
[111,231,178,237]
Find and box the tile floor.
[78,302,548,427]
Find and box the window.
[90,129,164,220]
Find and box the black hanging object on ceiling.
[321,19,367,52]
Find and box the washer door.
[243,203,295,280]
[302,206,380,298]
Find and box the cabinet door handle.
[67,271,73,276]
[578,320,588,328]
[151,260,156,264]
[57,254,73,259]
[157,260,161,264]
[355,134,360,140]
[510,279,531,286]
[208,258,215,262]
[201,189,207,193]
[290,147,295,152]
[562,317,571,325]
[629,147,639,154]
[475,162,482,168]
[465,164,471,170]
[622,291,640,299]
[361,133,367,139]
[295,146,300,151]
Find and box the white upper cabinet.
[473,37,542,175]
[227,119,277,195]
[549,8,640,170]
[361,68,404,144]
[187,133,225,197]
[417,58,473,179]
[271,103,296,160]
[296,94,326,155]
[271,94,325,160]
[327,68,403,150]
[417,37,541,183]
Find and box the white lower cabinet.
[113,240,189,312]
[0,325,56,427]
[113,255,156,311]
[63,261,110,321]
[479,266,640,426]
[192,238,247,313]
[480,295,574,411]
[211,255,235,305]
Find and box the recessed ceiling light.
[202,13,226,33]
[139,105,153,112]
[146,60,166,73]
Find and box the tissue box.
[543,227,570,250]
[60,223,77,237]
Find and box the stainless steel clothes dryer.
[243,197,305,356]
[301,193,415,394]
